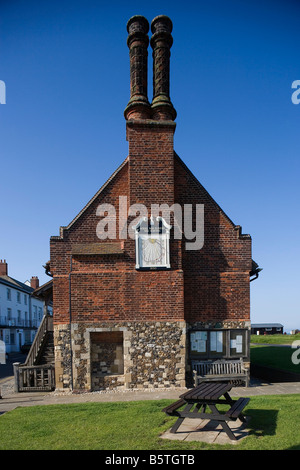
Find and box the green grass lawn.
[250,334,300,345]
[0,395,299,450]
[250,345,300,374]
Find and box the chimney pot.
[124,15,151,121]
[151,15,173,35]
[150,15,176,121]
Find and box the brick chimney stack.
[150,15,176,121]
[0,259,8,276]
[125,15,176,210]
[124,15,151,120]
[30,276,39,290]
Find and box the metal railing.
[0,316,39,328]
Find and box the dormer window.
[134,216,171,270]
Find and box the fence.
[13,363,55,392]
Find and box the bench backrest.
[192,360,243,376]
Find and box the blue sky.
[0,0,299,331]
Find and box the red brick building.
[49,15,260,391]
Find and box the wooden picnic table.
[162,381,249,441]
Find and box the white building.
[0,259,52,353]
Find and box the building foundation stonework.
[54,321,187,391]
[54,319,251,392]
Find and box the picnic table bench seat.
[162,397,250,422]
[162,399,186,416]
[162,382,250,440]
[226,397,250,421]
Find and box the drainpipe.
[69,255,74,391]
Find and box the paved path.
[1,376,299,415]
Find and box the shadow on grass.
[246,409,278,438]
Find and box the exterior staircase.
[35,330,54,365]
[14,314,55,392]
[25,314,54,366]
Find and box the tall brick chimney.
[150,15,176,121]
[0,259,8,276]
[124,15,151,120]
[125,15,176,211]
[30,276,39,290]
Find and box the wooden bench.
[226,397,250,422]
[192,360,249,387]
[162,397,250,422]
[162,382,250,440]
[162,399,186,416]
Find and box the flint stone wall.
[54,321,186,391]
